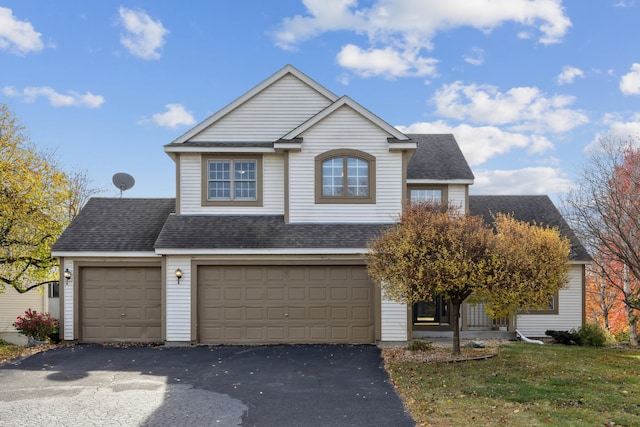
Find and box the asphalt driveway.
[0,344,414,427]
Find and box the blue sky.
[2,1,639,200]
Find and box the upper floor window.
[315,150,376,204]
[202,156,262,206]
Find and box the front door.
[413,296,449,325]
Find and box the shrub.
[615,330,630,343]
[545,329,581,345]
[407,339,432,351]
[13,309,58,342]
[578,322,617,347]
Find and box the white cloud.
[620,63,640,95]
[336,44,438,79]
[0,7,43,55]
[432,81,589,133]
[556,65,584,85]
[118,7,168,60]
[398,121,536,166]
[584,113,640,152]
[2,85,104,108]
[472,167,573,195]
[463,47,484,66]
[150,104,195,128]
[274,0,571,78]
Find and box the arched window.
[315,150,376,204]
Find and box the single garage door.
[80,266,162,343]
[198,265,375,344]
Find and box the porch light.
[64,268,72,284]
[175,268,183,284]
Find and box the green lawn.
[385,343,640,427]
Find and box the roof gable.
[469,195,591,262]
[51,198,175,254]
[281,95,410,143]
[407,134,474,182]
[169,65,338,145]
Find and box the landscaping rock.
[465,340,486,348]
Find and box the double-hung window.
[409,186,446,204]
[315,149,376,204]
[202,156,262,206]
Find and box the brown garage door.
[80,267,162,343]
[198,265,375,344]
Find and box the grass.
[0,338,54,364]
[385,343,640,426]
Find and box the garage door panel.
[224,307,243,320]
[309,287,327,300]
[288,287,305,300]
[80,267,161,343]
[246,287,264,300]
[198,265,375,344]
[246,307,264,320]
[331,307,348,320]
[330,288,348,300]
[267,287,284,300]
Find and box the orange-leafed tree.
[367,203,570,355]
[586,255,633,335]
[565,135,640,345]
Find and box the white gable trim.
[164,146,276,154]
[282,96,411,142]
[407,179,475,185]
[51,251,159,258]
[169,65,338,145]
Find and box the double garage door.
[197,265,375,344]
[80,266,162,343]
[78,264,375,344]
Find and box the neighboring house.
[0,283,58,345]
[51,65,590,344]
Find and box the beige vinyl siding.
[165,257,191,342]
[191,74,332,143]
[517,264,584,337]
[380,296,408,341]
[448,184,467,211]
[179,153,285,215]
[288,106,403,223]
[0,284,46,334]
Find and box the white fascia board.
[282,96,409,141]
[51,251,160,258]
[155,248,370,256]
[570,260,591,265]
[273,142,302,152]
[406,179,475,185]
[388,142,417,151]
[164,146,276,154]
[170,65,338,145]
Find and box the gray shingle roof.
[469,195,591,262]
[406,134,475,181]
[52,198,175,252]
[155,215,390,249]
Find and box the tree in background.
[0,104,98,293]
[586,254,633,336]
[565,135,640,345]
[367,202,570,355]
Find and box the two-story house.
[51,65,590,345]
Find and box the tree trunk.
[451,301,461,355]
[624,265,638,346]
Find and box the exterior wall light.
[64,268,72,284]
[175,268,183,284]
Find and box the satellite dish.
[112,172,135,198]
